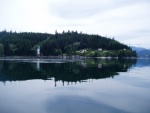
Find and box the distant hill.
[131,46,150,58]
[0,30,136,57]
[131,46,147,52]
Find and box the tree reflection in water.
[0,59,136,86]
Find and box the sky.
[0,0,150,48]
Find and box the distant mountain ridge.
[131,46,147,52]
[131,46,150,57]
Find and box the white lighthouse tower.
[37,46,40,57]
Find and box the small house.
[98,48,102,51]
[81,49,87,53]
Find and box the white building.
[37,46,40,56]
[98,48,102,51]
[81,49,87,53]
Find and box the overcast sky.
[0,0,150,48]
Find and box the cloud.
[0,0,50,32]
[48,0,148,19]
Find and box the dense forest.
[0,30,137,57]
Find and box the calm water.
[0,58,150,113]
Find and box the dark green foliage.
[0,30,136,57]
[0,30,50,56]
[77,50,137,57]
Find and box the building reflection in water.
[36,59,40,71]
[81,61,86,68]
[98,64,102,69]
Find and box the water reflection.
[0,59,150,113]
[45,95,130,113]
[0,59,136,86]
[36,59,40,71]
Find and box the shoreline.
[0,56,138,59]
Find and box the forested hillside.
[0,30,50,55]
[0,30,137,57]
